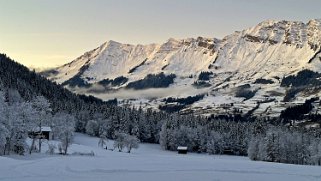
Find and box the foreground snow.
[0,133,320,181]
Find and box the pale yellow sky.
[1,0,320,68]
[1,32,107,68]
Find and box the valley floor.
[0,133,320,181]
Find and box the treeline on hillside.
[192,80,211,88]
[97,76,128,87]
[126,72,176,89]
[281,69,321,87]
[281,69,321,101]
[235,84,257,100]
[280,98,317,121]
[198,71,213,81]
[158,104,186,113]
[0,54,106,113]
[163,94,205,105]
[254,78,274,84]
[61,64,91,88]
[159,94,205,113]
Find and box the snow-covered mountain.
[45,19,321,117]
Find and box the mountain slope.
[0,54,105,113]
[45,19,321,117]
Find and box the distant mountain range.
[44,19,321,117]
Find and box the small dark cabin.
[29,126,53,140]
[177,146,188,154]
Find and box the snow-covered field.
[0,133,320,181]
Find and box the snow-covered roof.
[32,126,52,132]
[177,146,188,150]
[41,126,52,132]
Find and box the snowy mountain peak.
[102,40,120,50]
[308,18,321,26]
[106,39,121,45]
[44,19,321,117]
[241,19,321,48]
[159,38,183,51]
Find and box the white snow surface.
[0,133,320,181]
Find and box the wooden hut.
[177,146,188,154]
[29,126,53,140]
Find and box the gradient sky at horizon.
[1,0,321,68]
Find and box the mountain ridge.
[44,18,321,117]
